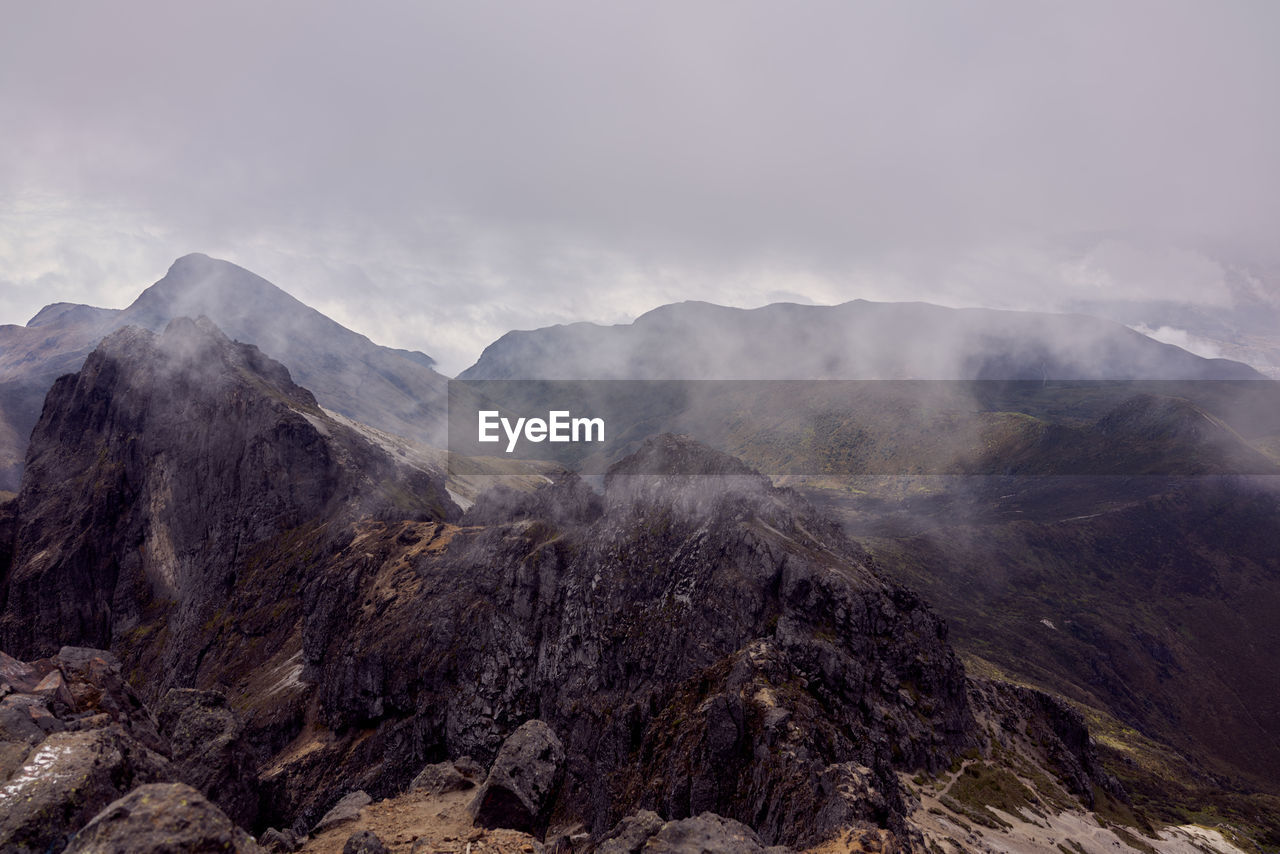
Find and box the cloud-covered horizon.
[3,1,1278,374]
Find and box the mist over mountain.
[461,299,1262,381]
[0,253,448,490]
[1,320,1153,852]
[0,317,455,665]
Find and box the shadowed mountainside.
[0,317,455,683]
[803,473,1280,844]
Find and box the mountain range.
[460,299,1262,381]
[1,254,1278,851]
[0,253,448,491]
[0,316,1140,852]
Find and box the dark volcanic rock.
[258,827,304,852]
[314,790,372,834]
[410,757,483,794]
[470,719,566,836]
[0,646,181,854]
[969,678,1124,807]
[156,687,261,829]
[0,297,1144,849]
[594,810,665,853]
[637,812,788,854]
[0,317,455,692]
[64,782,262,853]
[342,829,391,854]
[0,726,173,854]
[281,436,972,848]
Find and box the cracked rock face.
[0,318,455,695]
[282,442,975,847]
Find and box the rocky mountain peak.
[0,316,454,678]
[0,254,449,491]
[127,254,308,328]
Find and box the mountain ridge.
[0,254,449,490]
[461,298,1263,381]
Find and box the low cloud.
[2,2,1277,373]
[1129,323,1224,360]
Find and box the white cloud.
[1129,323,1224,360]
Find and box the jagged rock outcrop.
[0,317,455,693]
[0,648,173,853]
[64,782,262,853]
[968,678,1124,807]
[276,436,973,848]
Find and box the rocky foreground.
[0,644,1246,854]
[0,318,1262,852]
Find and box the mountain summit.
[0,254,448,490]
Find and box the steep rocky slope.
[807,474,1280,844]
[0,325,1212,851]
[0,253,448,490]
[0,317,455,690]
[258,439,977,846]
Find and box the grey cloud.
[2,1,1278,373]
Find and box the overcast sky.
[2,1,1278,373]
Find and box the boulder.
[0,726,172,853]
[594,810,665,854]
[53,647,168,754]
[343,829,391,854]
[0,692,57,779]
[641,813,789,854]
[469,719,565,837]
[410,756,484,795]
[314,790,372,833]
[258,827,304,852]
[0,649,50,693]
[33,669,76,711]
[65,782,262,853]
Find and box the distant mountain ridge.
[2,261,1266,493]
[0,253,448,490]
[461,299,1263,381]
